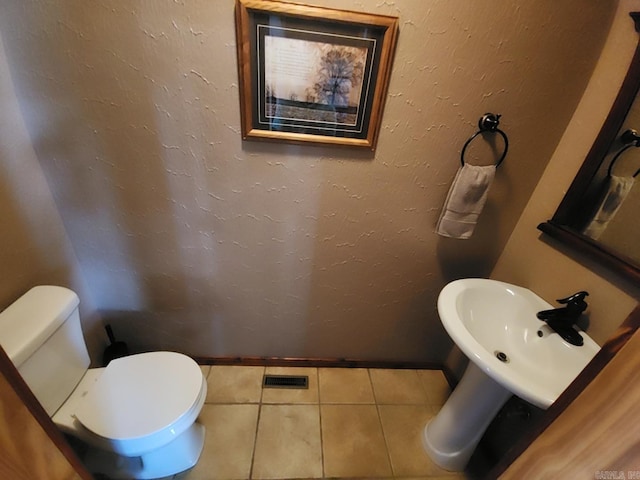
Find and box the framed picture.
[234,0,399,150]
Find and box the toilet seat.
[73,351,205,457]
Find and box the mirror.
[539,12,640,284]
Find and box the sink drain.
[495,351,509,363]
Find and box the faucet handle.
[557,291,589,304]
[556,291,589,313]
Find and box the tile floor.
[172,365,467,480]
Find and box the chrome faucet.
[536,291,589,346]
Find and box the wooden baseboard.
[192,355,444,371]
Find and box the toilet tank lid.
[0,286,79,367]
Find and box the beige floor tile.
[405,477,462,480]
[393,477,431,480]
[252,404,322,479]
[379,405,453,477]
[318,368,375,404]
[424,476,468,479]
[370,369,429,404]
[261,366,319,404]
[417,369,451,406]
[205,365,264,403]
[397,478,459,480]
[184,404,258,480]
[321,404,392,478]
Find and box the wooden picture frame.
[234,0,399,150]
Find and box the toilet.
[0,285,207,479]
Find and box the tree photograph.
[263,34,368,126]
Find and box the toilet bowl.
[53,351,207,479]
[0,286,207,479]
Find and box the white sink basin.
[438,278,599,409]
[423,278,600,471]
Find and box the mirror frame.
[538,12,640,285]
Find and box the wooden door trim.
[0,345,92,479]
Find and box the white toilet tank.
[0,286,90,416]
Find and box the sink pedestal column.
[422,362,511,471]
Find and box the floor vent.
[262,374,309,389]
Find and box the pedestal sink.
[423,278,600,471]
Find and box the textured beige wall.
[0,1,614,362]
[491,0,640,346]
[0,36,104,364]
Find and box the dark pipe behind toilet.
[102,324,129,365]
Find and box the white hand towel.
[436,164,496,239]
[583,175,635,240]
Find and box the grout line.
[413,368,433,405]
[248,402,261,480]
[316,368,325,479]
[369,368,396,477]
[248,366,266,480]
[365,366,378,405]
[368,367,379,404]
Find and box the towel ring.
[460,113,509,168]
[607,129,640,178]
